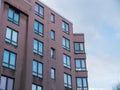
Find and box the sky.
[39,0,120,90]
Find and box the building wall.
[0,0,88,90]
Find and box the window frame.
[8,7,20,25]
[0,75,14,90]
[2,49,17,70]
[76,77,88,90]
[50,30,55,40]
[63,54,71,69]
[74,42,85,54]
[64,73,72,89]
[5,27,18,46]
[50,48,56,59]
[51,68,56,80]
[34,20,44,37]
[75,58,87,71]
[33,39,44,56]
[35,3,44,19]
[32,60,43,78]
[50,13,55,23]
[62,37,70,51]
[62,21,69,34]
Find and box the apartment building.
[0,0,88,90]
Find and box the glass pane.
[83,78,87,87]
[64,74,67,84]
[51,69,55,79]
[39,42,43,54]
[12,31,17,43]
[34,21,38,31]
[63,55,66,64]
[32,84,36,90]
[62,22,65,29]
[39,23,43,34]
[3,50,9,63]
[38,63,42,77]
[6,28,11,40]
[76,60,80,68]
[75,43,79,51]
[82,60,85,68]
[68,75,71,85]
[33,61,37,74]
[8,8,13,19]
[10,53,16,66]
[62,38,65,46]
[0,76,6,90]
[67,57,70,67]
[66,40,70,49]
[66,24,69,32]
[38,86,42,90]
[14,13,19,23]
[80,43,84,50]
[7,78,14,90]
[77,78,82,87]
[34,40,37,51]
[51,31,54,39]
[40,7,43,16]
[35,4,39,12]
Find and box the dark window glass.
[32,60,43,78]
[64,73,72,88]
[32,84,42,90]
[62,21,69,34]
[63,54,71,69]
[33,39,43,56]
[76,78,88,90]
[75,59,86,71]
[35,3,44,18]
[74,42,85,54]
[51,68,55,79]
[8,8,20,25]
[50,30,55,40]
[34,20,44,36]
[50,48,55,59]
[0,76,14,90]
[2,50,16,70]
[62,37,70,51]
[50,14,55,23]
[5,27,18,46]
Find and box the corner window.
[63,54,71,69]
[50,13,55,23]
[50,48,55,59]
[33,39,43,56]
[0,76,14,90]
[50,30,55,40]
[32,60,43,78]
[32,84,42,90]
[64,73,72,88]
[2,50,16,70]
[74,42,85,54]
[62,21,69,34]
[62,37,70,51]
[51,68,55,79]
[75,59,86,71]
[34,20,44,37]
[8,8,20,25]
[76,77,88,90]
[5,27,18,46]
[35,3,44,18]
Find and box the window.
[50,30,55,40]
[63,54,71,69]
[50,48,55,59]
[50,13,55,23]
[62,37,70,51]
[64,73,72,88]
[8,8,20,25]
[51,68,55,79]
[2,50,16,70]
[0,76,14,90]
[32,60,43,78]
[32,84,42,90]
[76,78,88,90]
[35,3,44,18]
[74,42,85,54]
[34,20,44,37]
[75,59,86,71]
[62,21,69,34]
[5,27,18,46]
[33,39,43,56]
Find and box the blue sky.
[39,0,120,90]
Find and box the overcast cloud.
[39,0,120,90]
